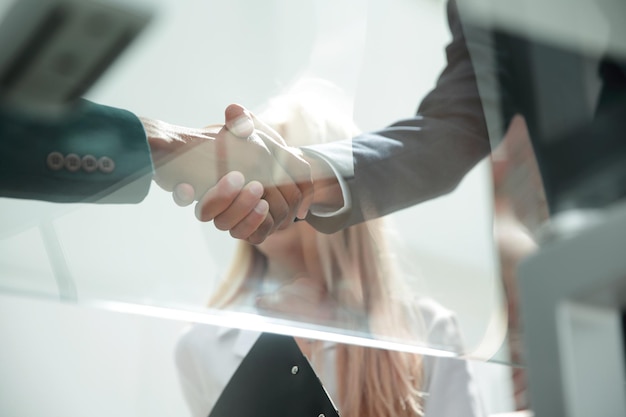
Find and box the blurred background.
[0,0,516,415]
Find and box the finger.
[245,205,275,245]
[271,164,302,229]
[195,171,245,222]
[257,131,313,219]
[213,181,265,231]
[226,199,270,240]
[262,187,290,233]
[224,104,255,138]
[173,183,196,207]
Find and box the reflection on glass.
[0,0,520,415]
[491,115,548,411]
[0,73,505,361]
[0,77,504,416]
[175,82,485,417]
[0,74,502,354]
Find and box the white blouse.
[175,297,486,417]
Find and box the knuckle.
[256,217,274,238]
[230,228,247,240]
[273,205,289,224]
[246,234,264,245]
[213,217,231,231]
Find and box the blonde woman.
[175,80,485,417]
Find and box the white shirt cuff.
[300,148,352,218]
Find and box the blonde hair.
[209,79,425,417]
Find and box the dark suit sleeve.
[305,0,492,233]
[0,100,154,203]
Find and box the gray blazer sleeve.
[305,0,492,233]
[0,100,153,204]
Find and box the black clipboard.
[208,332,340,417]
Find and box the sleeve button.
[82,154,98,173]
[46,152,65,171]
[98,156,115,174]
[64,153,82,172]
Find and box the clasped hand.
[144,104,313,244]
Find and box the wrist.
[140,117,173,165]
[140,117,217,165]
[304,153,344,213]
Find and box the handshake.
[144,104,341,244]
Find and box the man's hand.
[142,104,314,244]
[218,104,315,221]
[141,117,221,196]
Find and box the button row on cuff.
[46,152,115,174]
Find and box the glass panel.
[0,0,513,366]
[14,0,626,414]
[0,295,524,417]
[0,169,503,359]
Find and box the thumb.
[224,103,254,138]
[173,183,196,206]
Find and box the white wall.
[0,0,514,415]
